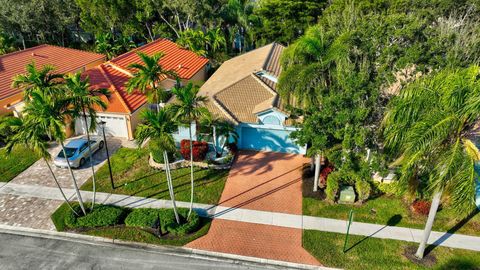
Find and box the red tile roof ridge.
[0,44,48,59]
[97,65,131,113]
[105,62,133,77]
[109,38,170,63]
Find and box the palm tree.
[0,32,17,55]
[1,116,78,215]
[170,83,210,218]
[215,120,238,157]
[135,108,180,224]
[206,28,226,55]
[64,72,110,210]
[177,29,208,56]
[23,90,88,215]
[382,66,480,259]
[12,62,63,101]
[126,52,178,110]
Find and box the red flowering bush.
[180,140,208,161]
[319,165,334,188]
[411,200,431,216]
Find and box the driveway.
[187,151,320,266]
[9,137,129,188]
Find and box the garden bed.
[302,166,480,236]
[149,153,234,171]
[51,202,211,246]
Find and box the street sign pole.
[343,209,354,253]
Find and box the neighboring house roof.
[86,38,209,114]
[199,42,287,125]
[0,44,105,101]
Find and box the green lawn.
[303,195,480,236]
[0,145,39,182]
[80,147,229,205]
[304,230,480,270]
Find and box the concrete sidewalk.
[1,182,480,252]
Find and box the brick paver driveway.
[187,151,320,266]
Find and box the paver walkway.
[187,151,320,266]
[1,182,480,252]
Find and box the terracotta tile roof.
[85,38,209,114]
[0,44,105,100]
[200,43,292,125]
[110,38,209,80]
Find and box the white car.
[54,137,104,168]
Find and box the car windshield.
[58,147,77,158]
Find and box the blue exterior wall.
[237,123,306,154]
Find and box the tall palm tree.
[64,72,110,210]
[23,90,88,215]
[382,66,480,259]
[170,83,210,218]
[135,108,181,224]
[12,62,63,101]
[1,116,78,215]
[126,52,178,110]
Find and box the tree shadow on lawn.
[115,169,227,201]
[424,208,480,256]
[344,214,403,253]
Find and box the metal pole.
[343,209,354,253]
[102,126,114,189]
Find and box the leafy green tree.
[253,0,326,44]
[177,29,208,56]
[0,32,17,55]
[135,108,181,224]
[64,72,110,210]
[170,83,210,218]
[383,66,480,259]
[75,0,134,35]
[126,52,178,108]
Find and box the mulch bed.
[403,246,437,268]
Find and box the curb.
[0,224,336,270]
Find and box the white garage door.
[75,115,128,138]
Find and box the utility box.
[339,186,356,204]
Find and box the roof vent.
[31,53,36,57]
[178,64,182,69]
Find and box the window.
[262,115,281,125]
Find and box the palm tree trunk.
[82,109,96,211]
[415,190,442,259]
[187,124,194,219]
[43,157,79,216]
[313,154,321,192]
[164,151,180,224]
[60,141,87,215]
[212,126,218,156]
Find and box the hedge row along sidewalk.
[51,202,210,247]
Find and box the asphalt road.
[0,233,276,270]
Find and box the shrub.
[180,140,208,161]
[149,139,177,163]
[319,165,334,188]
[125,208,176,231]
[411,200,431,216]
[65,204,126,229]
[326,171,340,202]
[166,209,201,236]
[355,180,372,203]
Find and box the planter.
[149,153,234,170]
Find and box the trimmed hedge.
[326,171,340,202]
[355,180,372,203]
[65,204,127,229]
[125,208,175,231]
[180,140,208,161]
[125,208,201,236]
